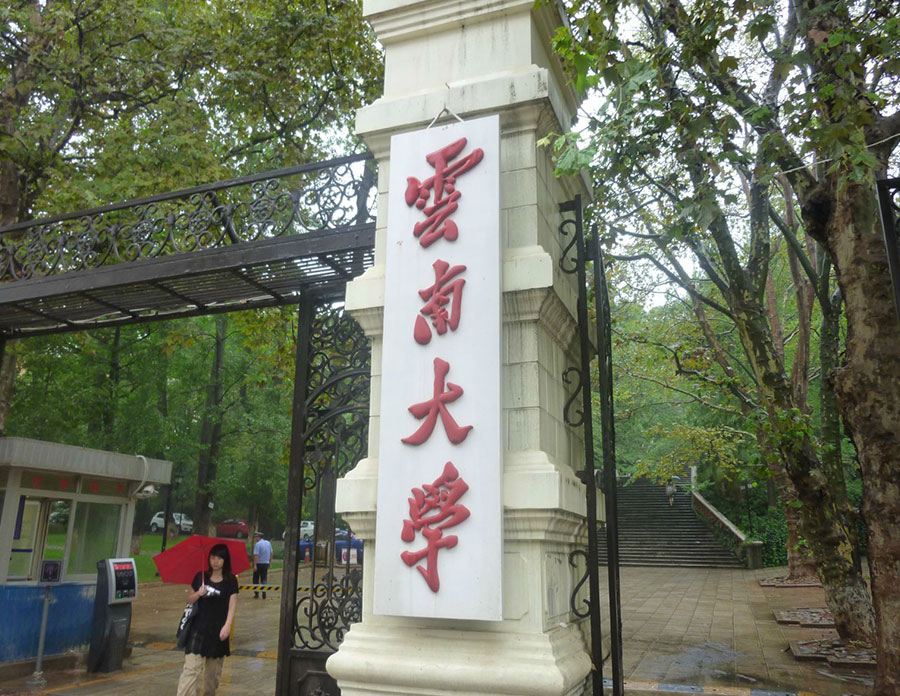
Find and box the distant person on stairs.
[665,478,676,506]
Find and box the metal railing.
[0,153,376,284]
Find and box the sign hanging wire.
[426,103,465,129]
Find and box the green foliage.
[6,312,298,532]
[550,1,898,607]
[1,2,382,533]
[632,424,749,484]
[756,506,789,567]
[1,0,383,222]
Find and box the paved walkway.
[0,566,874,696]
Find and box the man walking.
[252,531,273,599]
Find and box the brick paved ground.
[0,566,874,696]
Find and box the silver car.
[149,511,193,534]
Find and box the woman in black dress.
[175,544,239,696]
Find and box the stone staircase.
[596,477,743,568]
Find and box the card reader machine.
[87,558,137,672]
[106,559,138,603]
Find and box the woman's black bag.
[175,602,198,648]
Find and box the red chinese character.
[402,357,473,446]
[414,259,467,345]
[401,461,470,592]
[405,138,484,248]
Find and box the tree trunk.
[195,316,227,536]
[819,284,862,574]
[0,157,19,228]
[756,425,817,576]
[733,294,873,642]
[104,327,121,449]
[813,181,900,694]
[0,340,17,436]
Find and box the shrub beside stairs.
[596,478,744,568]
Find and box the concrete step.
[599,478,742,569]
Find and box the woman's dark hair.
[207,543,233,576]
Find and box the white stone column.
[331,1,591,694]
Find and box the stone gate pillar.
[333,1,591,694]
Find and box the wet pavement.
[0,566,874,696]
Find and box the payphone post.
[87,558,138,673]
[26,560,63,688]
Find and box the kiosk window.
[44,499,68,560]
[8,497,40,579]
[68,503,120,576]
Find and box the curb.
[607,680,817,696]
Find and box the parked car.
[297,528,363,564]
[149,511,193,534]
[216,518,250,538]
[282,520,315,542]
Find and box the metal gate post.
[560,196,604,696]
[591,232,624,696]
[277,293,317,696]
[560,198,625,696]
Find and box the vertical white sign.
[374,115,502,621]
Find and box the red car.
[216,518,250,538]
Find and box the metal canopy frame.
[0,153,376,338]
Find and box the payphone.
[87,558,138,672]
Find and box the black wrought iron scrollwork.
[0,153,376,283]
[568,549,591,619]
[295,569,363,651]
[293,305,370,652]
[558,217,580,275]
[562,366,585,428]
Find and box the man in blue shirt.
[252,532,273,599]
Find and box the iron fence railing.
[0,153,376,284]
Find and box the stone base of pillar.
[327,620,589,696]
[333,451,591,696]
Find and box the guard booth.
[0,436,170,664]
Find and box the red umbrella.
[153,535,251,585]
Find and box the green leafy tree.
[547,1,900,684]
[0,1,382,534]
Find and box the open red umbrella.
[153,535,251,585]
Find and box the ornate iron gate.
[277,298,370,696]
[558,195,624,696]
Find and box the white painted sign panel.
[374,115,502,621]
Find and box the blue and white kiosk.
[0,437,170,666]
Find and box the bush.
[756,506,788,567]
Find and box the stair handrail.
[692,491,763,569]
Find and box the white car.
[283,520,315,541]
[150,511,193,534]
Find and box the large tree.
[1,0,382,224]
[1,0,382,528]
[551,0,900,691]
